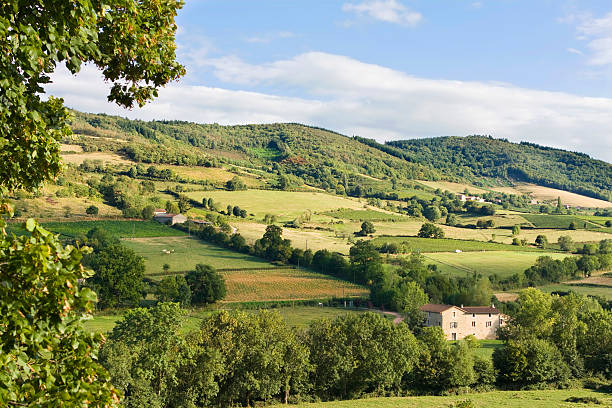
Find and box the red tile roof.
[420,304,457,313]
[462,306,499,315]
[420,304,500,314]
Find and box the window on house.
[472,313,475,318]
[471,321,476,327]
[452,333,457,340]
[486,321,492,327]
[453,311,456,317]
[450,322,457,328]
[488,313,491,317]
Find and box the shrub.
[86,205,99,215]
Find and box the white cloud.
[575,12,612,66]
[246,31,294,44]
[567,47,584,55]
[48,53,612,162]
[342,0,422,26]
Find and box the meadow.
[184,189,371,220]
[6,220,185,239]
[122,236,270,275]
[323,208,410,222]
[520,214,601,229]
[537,282,612,300]
[269,389,611,408]
[416,180,489,195]
[370,236,545,253]
[511,183,612,208]
[423,251,571,278]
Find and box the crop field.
[458,213,530,228]
[537,282,612,300]
[122,236,270,275]
[520,214,601,229]
[370,236,545,253]
[416,180,489,195]
[269,389,611,408]
[423,251,571,278]
[578,215,612,226]
[221,269,368,302]
[233,222,353,254]
[513,183,612,208]
[323,208,410,222]
[160,165,264,188]
[61,151,134,166]
[39,220,186,239]
[85,306,368,334]
[184,190,370,220]
[9,195,123,220]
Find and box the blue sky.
[49,0,612,161]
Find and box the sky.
[48,0,612,162]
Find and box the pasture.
[43,220,185,239]
[61,151,134,166]
[423,251,571,278]
[537,282,612,300]
[512,183,612,208]
[184,190,371,220]
[520,214,601,229]
[416,180,489,195]
[370,236,545,253]
[160,164,264,188]
[269,389,611,408]
[122,236,270,275]
[323,208,410,222]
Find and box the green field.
[370,236,545,253]
[122,236,272,275]
[184,190,369,220]
[521,214,601,230]
[5,220,186,239]
[424,251,571,278]
[84,306,368,334]
[323,208,410,222]
[269,389,611,408]
[537,283,612,300]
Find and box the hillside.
[355,135,612,202]
[69,111,438,195]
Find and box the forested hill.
[69,111,438,193]
[355,135,612,202]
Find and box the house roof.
[462,306,499,315]
[420,304,500,314]
[154,213,182,218]
[420,304,457,313]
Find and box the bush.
[418,223,444,239]
[86,205,99,215]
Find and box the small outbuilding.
[153,213,187,225]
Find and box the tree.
[391,280,428,329]
[1,0,184,403]
[186,264,226,304]
[86,204,99,215]
[358,220,376,236]
[446,213,458,226]
[558,235,574,252]
[156,275,191,306]
[0,0,184,194]
[349,240,383,284]
[423,205,441,222]
[535,234,548,248]
[226,176,246,191]
[141,204,155,219]
[165,200,180,214]
[178,195,191,213]
[0,219,119,405]
[569,221,577,230]
[512,225,521,236]
[86,244,146,309]
[418,223,444,239]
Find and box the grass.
[323,208,410,222]
[423,251,572,279]
[537,283,612,300]
[512,183,612,208]
[520,214,601,229]
[184,190,369,220]
[416,180,489,195]
[370,236,546,253]
[122,236,271,275]
[6,220,185,239]
[85,306,368,334]
[268,389,611,408]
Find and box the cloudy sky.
[49,0,612,162]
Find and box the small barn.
[153,213,187,225]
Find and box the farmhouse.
[153,208,168,216]
[420,303,506,340]
[153,213,187,225]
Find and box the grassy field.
[122,236,271,275]
[61,151,134,166]
[423,251,571,278]
[185,190,371,220]
[513,183,612,208]
[416,180,489,195]
[269,389,611,408]
[221,268,368,302]
[537,282,612,300]
[323,208,410,222]
[160,164,264,188]
[370,236,545,253]
[84,306,368,334]
[520,214,601,229]
[6,220,185,239]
